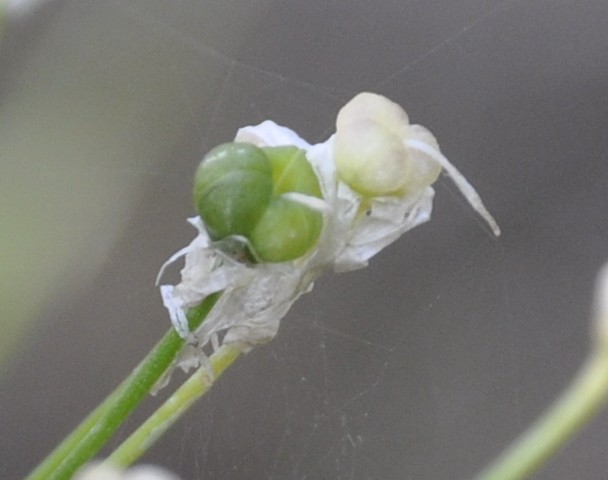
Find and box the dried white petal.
[405,138,501,236]
[235,120,311,150]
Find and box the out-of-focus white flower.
[594,263,608,346]
[158,92,500,370]
[3,0,62,22]
[74,463,181,480]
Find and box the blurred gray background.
[1,0,607,478]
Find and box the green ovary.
[193,142,323,263]
[251,198,323,263]
[262,146,323,198]
[194,143,272,239]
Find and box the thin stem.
[475,345,608,480]
[24,293,220,480]
[106,344,242,467]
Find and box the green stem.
[106,344,242,467]
[24,293,221,480]
[475,345,608,480]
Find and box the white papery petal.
[235,120,311,150]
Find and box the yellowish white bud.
[333,92,500,236]
[334,92,441,198]
[336,91,409,137]
[333,120,412,197]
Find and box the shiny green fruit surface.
[194,143,272,240]
[251,197,323,263]
[262,146,323,198]
[193,142,324,262]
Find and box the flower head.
[157,92,499,370]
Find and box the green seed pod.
[193,142,324,263]
[250,197,323,263]
[262,146,323,198]
[255,146,323,261]
[193,143,272,240]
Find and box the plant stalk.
[106,344,242,467]
[24,293,220,480]
[475,345,608,480]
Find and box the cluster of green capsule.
[193,143,323,263]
